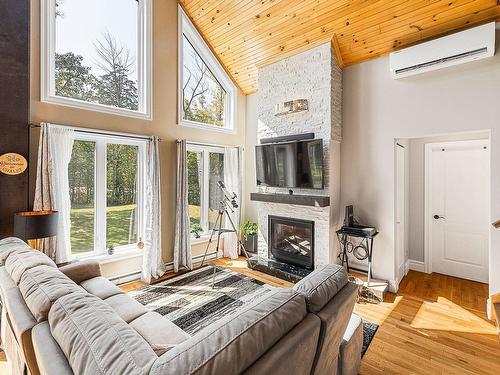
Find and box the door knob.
[433,215,445,219]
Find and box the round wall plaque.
[0,153,28,175]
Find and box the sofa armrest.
[293,264,348,313]
[59,260,101,284]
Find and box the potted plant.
[240,220,258,254]
[190,223,204,239]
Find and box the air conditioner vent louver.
[390,23,495,78]
[395,47,488,75]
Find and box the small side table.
[336,229,378,286]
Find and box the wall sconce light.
[275,99,309,116]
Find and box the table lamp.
[14,210,59,250]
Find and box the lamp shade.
[14,211,59,240]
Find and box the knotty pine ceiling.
[179,0,500,94]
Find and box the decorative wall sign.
[275,99,309,116]
[0,153,28,175]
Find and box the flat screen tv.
[256,139,324,189]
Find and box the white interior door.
[426,140,489,283]
[395,144,406,283]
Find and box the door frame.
[394,142,408,285]
[424,139,491,275]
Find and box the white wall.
[407,131,490,263]
[342,30,500,297]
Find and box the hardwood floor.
[355,271,499,375]
[122,258,500,374]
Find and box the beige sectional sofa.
[0,237,362,375]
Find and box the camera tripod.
[200,182,253,288]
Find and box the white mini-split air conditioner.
[389,22,496,78]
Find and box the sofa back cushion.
[5,249,56,284]
[293,265,348,313]
[0,237,32,266]
[150,289,307,375]
[49,292,157,375]
[19,265,84,322]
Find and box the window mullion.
[95,141,107,254]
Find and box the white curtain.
[223,147,242,259]
[142,136,166,283]
[33,123,74,263]
[173,140,192,272]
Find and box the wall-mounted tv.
[255,139,324,189]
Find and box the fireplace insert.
[268,215,314,269]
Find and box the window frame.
[178,7,237,133]
[70,132,147,259]
[187,144,225,237]
[40,0,153,120]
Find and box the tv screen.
[256,139,324,189]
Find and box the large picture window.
[187,144,225,238]
[41,0,152,119]
[179,8,236,132]
[68,133,146,256]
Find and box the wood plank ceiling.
[179,0,500,94]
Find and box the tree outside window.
[182,36,226,127]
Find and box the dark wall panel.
[0,0,30,238]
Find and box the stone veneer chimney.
[256,42,342,268]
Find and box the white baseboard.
[388,279,399,293]
[408,259,425,272]
[110,271,142,285]
[111,251,220,285]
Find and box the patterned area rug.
[128,266,274,335]
[362,320,378,357]
[129,266,379,356]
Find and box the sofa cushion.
[81,276,124,299]
[293,264,348,313]
[19,265,84,322]
[0,237,32,266]
[49,292,157,375]
[104,293,148,323]
[150,289,307,375]
[130,312,191,356]
[5,250,57,284]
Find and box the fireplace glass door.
[268,216,314,269]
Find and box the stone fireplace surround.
[254,42,342,276]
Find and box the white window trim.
[40,0,153,120]
[71,132,147,259]
[178,7,237,133]
[187,143,225,237]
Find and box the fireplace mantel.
[250,193,330,207]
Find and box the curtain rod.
[29,122,161,142]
